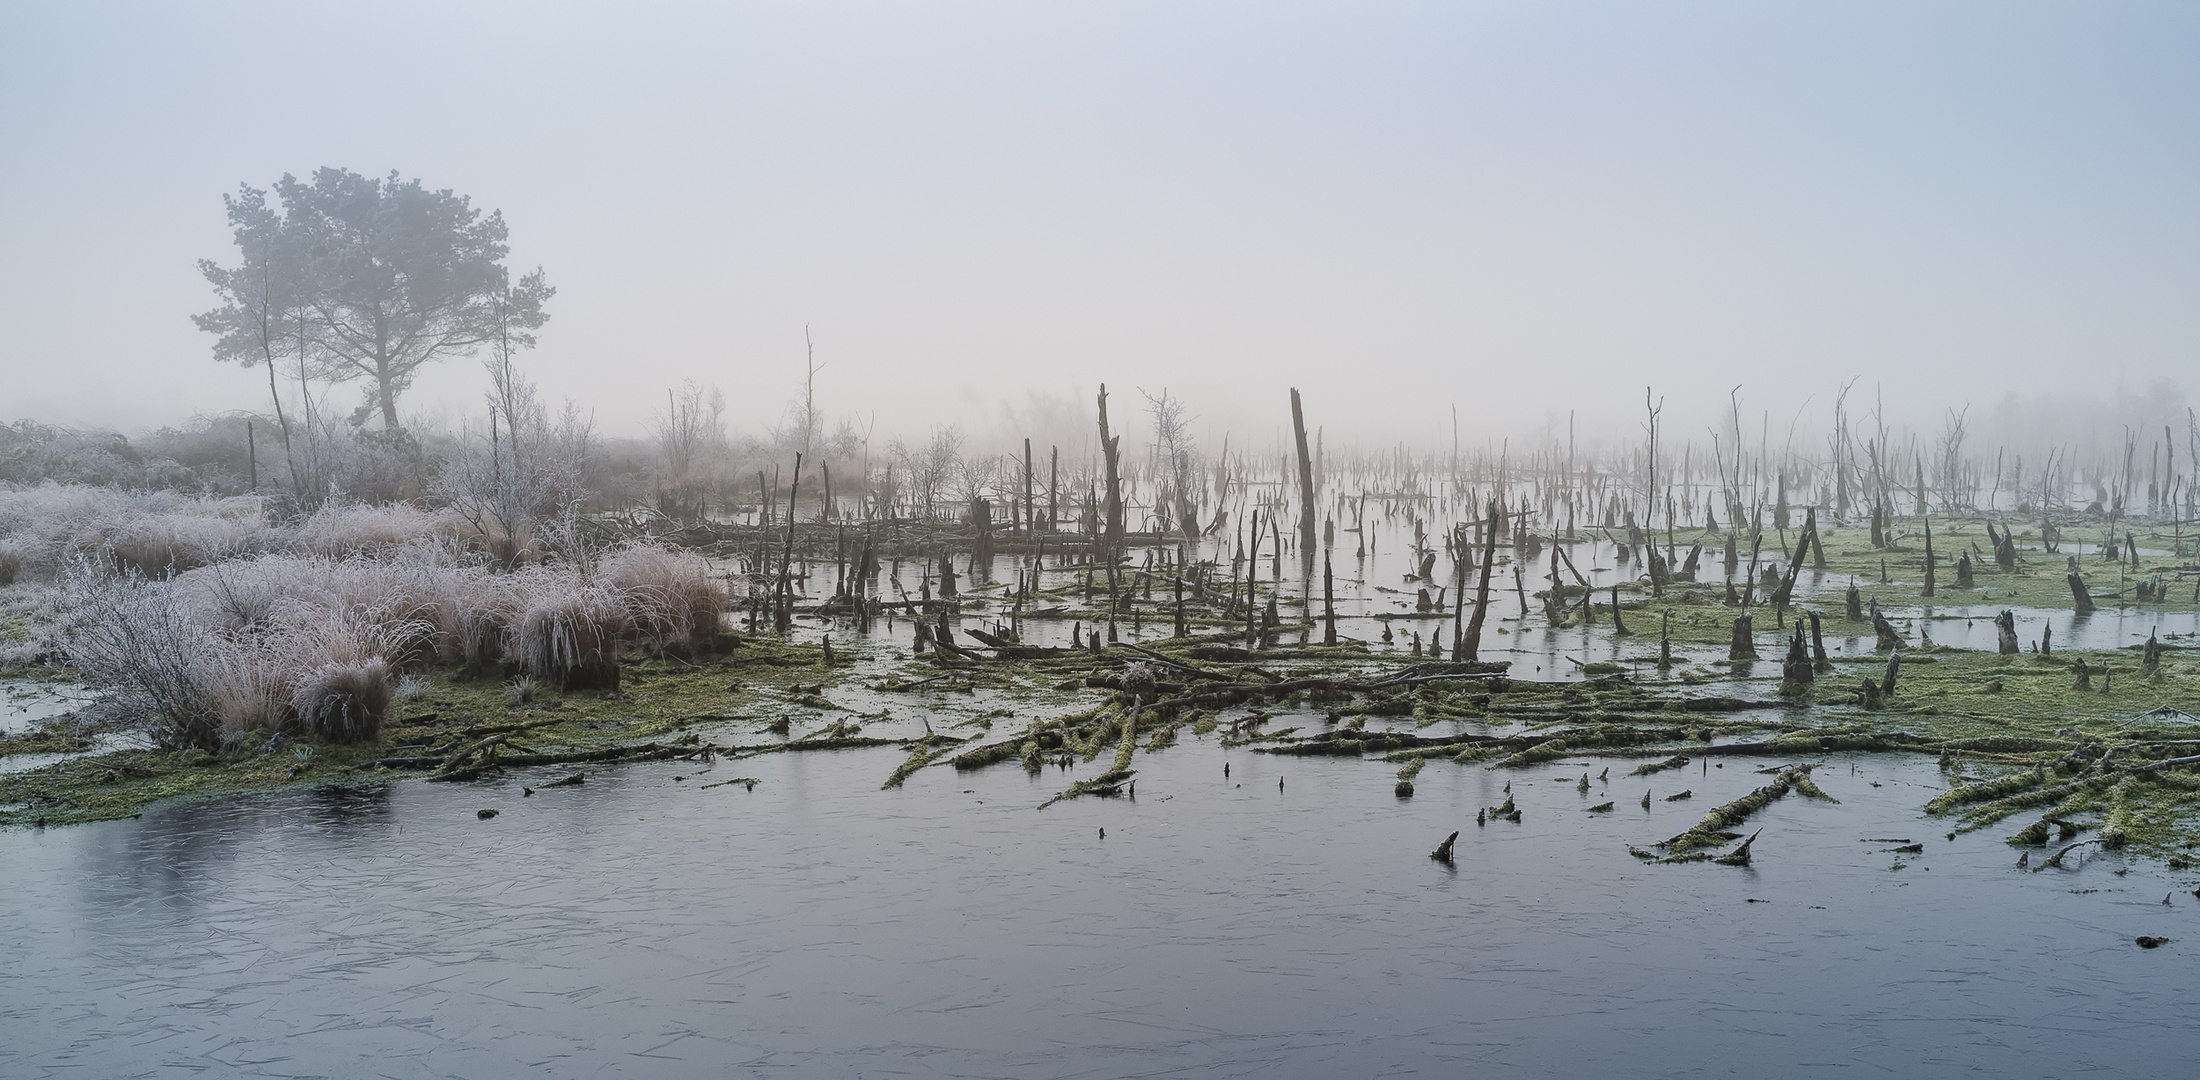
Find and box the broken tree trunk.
[1871,597,1901,650]
[1461,499,1501,661]
[1729,612,1759,660]
[1097,385,1125,562]
[1781,624,1812,685]
[2068,573,2096,615]
[1290,388,1318,563]
[1323,552,1337,646]
[1922,517,1936,598]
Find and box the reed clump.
[51,534,723,748]
[601,543,728,657]
[512,573,630,691]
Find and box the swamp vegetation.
[8,387,2200,891]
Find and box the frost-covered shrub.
[288,500,459,558]
[0,539,25,586]
[60,557,230,749]
[512,570,629,690]
[600,543,726,656]
[292,658,393,743]
[56,520,720,744]
[0,485,271,579]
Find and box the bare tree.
[1142,388,1201,541]
[198,168,552,432]
[1936,405,1971,513]
[436,348,591,566]
[653,381,726,523]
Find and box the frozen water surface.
[3,742,2194,1078]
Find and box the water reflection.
[3,745,2192,1078]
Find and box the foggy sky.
[2,1,2194,448]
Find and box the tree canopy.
[195,168,551,430]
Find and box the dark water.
[5,741,2195,1078]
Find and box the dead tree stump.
[1729,612,1759,660]
[1781,624,1813,685]
[2068,573,2096,615]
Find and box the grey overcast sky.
[1,1,2194,445]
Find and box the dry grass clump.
[417,563,517,671]
[600,543,726,655]
[512,570,630,690]
[56,526,720,745]
[107,511,263,576]
[287,608,422,745]
[0,538,26,586]
[287,500,459,557]
[63,555,426,748]
[0,484,271,579]
[176,554,446,667]
[291,657,394,743]
[192,634,293,738]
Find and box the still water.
[4,740,2193,1078]
[5,519,2195,1076]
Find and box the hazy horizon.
[4,2,2195,448]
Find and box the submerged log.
[1712,828,1761,866]
[1628,754,1691,776]
[1661,767,1811,854]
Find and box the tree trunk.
[1322,553,1337,645]
[1781,624,1812,684]
[1729,612,1759,660]
[1921,517,1936,597]
[1097,387,1124,561]
[1461,501,1501,660]
[378,359,402,430]
[1290,388,1317,562]
[2068,573,2096,615]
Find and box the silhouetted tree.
[196,168,551,432]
